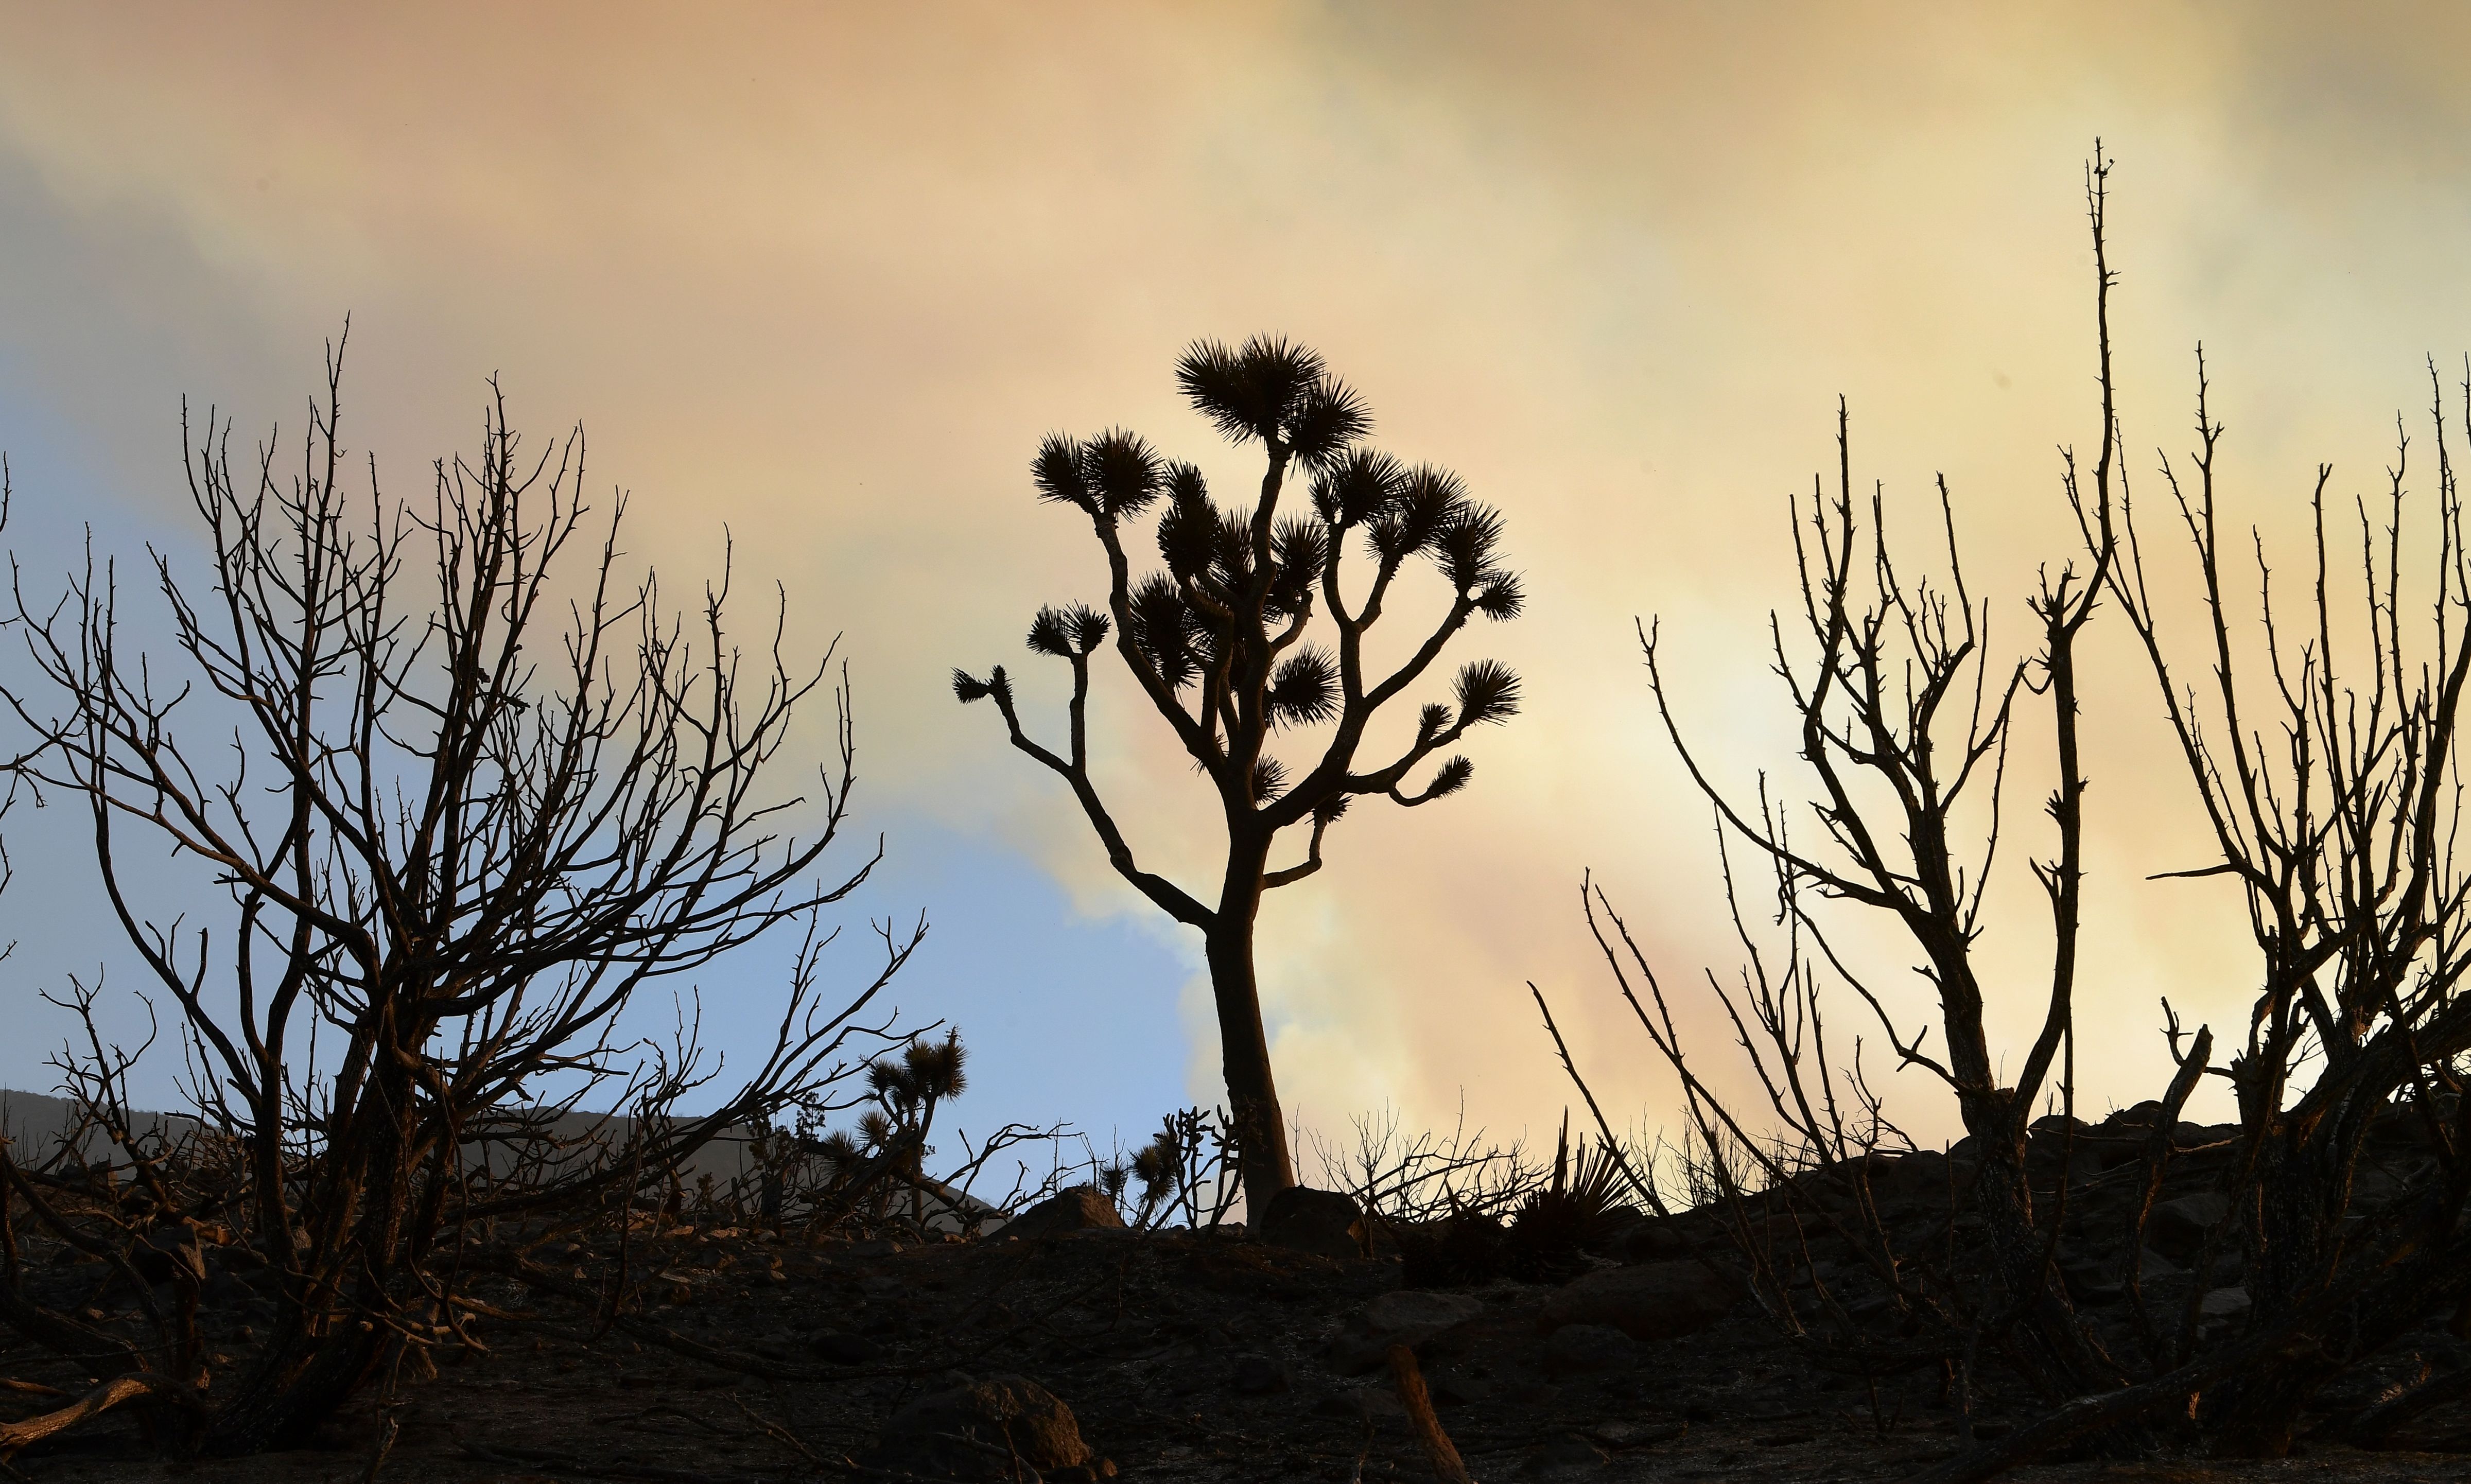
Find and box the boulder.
[872,1374,1094,1479]
[807,1329,884,1365]
[1542,1261,1742,1342]
[2060,1261,2123,1306]
[1611,1218,1692,1264]
[1518,1433,1612,1476]
[2146,1192,2229,1261]
[1419,1293,1551,1368]
[1004,1186,1126,1239]
[2197,1285,2252,1333]
[1590,1416,1687,1449]
[1541,1322,1640,1375]
[1426,1365,1492,1405]
[1313,1386,1407,1421]
[1259,1185,1364,1259]
[1228,1353,1292,1395]
[1328,1288,1487,1374]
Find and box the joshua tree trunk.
[1208,831,1296,1208]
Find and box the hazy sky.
[5,3,2471,1172]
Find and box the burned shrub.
[1547,148,2471,1476]
[0,351,918,1458]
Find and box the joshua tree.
[955,338,1523,1213]
[861,1031,967,1227]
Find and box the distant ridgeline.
[0,1088,1002,1234]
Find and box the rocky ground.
[4,1113,2468,1482]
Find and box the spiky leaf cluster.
[1126,573,1214,689]
[864,1029,969,1124]
[1417,756,1475,801]
[1173,336,1370,466]
[1125,479,1326,695]
[1266,645,1338,728]
[951,665,1012,706]
[1451,658,1522,727]
[1027,603,1110,658]
[1354,466,1522,619]
[1131,1127,1184,1210]
[1032,428,1164,518]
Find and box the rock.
[2147,1192,2230,1260]
[1542,1261,1743,1342]
[1003,1186,1126,1239]
[1313,1386,1406,1421]
[1426,1365,1492,1405]
[1520,1433,1612,1475]
[1327,1289,1487,1375]
[2061,1261,2123,1305]
[1228,1353,1292,1395]
[1612,1219,1691,1264]
[1589,1416,1686,1449]
[808,1329,884,1365]
[1541,1323,1640,1375]
[872,1374,1092,1479]
[2107,1100,2167,1128]
[2198,1285,2252,1327]
[1420,1294,1551,1367]
[1259,1186,1364,1259]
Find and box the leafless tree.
[1544,145,2130,1446]
[1555,147,2471,1476]
[954,337,1523,1214]
[1615,156,2126,1405]
[0,342,918,1456]
[2101,345,2471,1455]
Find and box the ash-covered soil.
[7,1195,2467,1483]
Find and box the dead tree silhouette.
[2099,350,2471,1458]
[1557,147,2471,1478]
[0,339,917,1457]
[955,337,1523,1214]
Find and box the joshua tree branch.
[982,674,1212,929]
[1091,516,1217,770]
[1263,811,1333,889]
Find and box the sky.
[4,2,2471,1182]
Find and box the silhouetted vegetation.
[1544,146,2471,1478]
[955,337,1524,1216]
[2,152,2467,1482]
[0,348,921,1456]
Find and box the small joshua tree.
[860,1031,967,1228]
[956,337,1523,1214]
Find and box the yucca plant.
[956,338,1524,1215]
[1503,1118,1627,1282]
